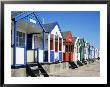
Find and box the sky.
[37,11,100,49]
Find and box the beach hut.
[95,48,99,59]
[88,43,91,61]
[91,46,95,59]
[73,37,80,64]
[11,11,45,67]
[79,38,85,62]
[89,45,95,62]
[43,22,63,63]
[62,31,74,62]
[84,41,90,60]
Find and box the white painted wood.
[16,47,24,64]
[51,25,62,38]
[74,52,78,62]
[32,34,34,49]
[58,36,59,60]
[30,18,36,24]
[78,53,80,61]
[27,50,34,62]
[63,45,65,53]
[55,52,58,61]
[53,34,55,62]
[38,49,44,62]
[74,37,79,62]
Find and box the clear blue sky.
[37,11,100,49]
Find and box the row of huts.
[11,11,100,77]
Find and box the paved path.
[49,60,100,77]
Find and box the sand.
[49,60,100,77]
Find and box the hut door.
[34,35,38,62]
[55,35,58,61]
[80,47,83,61]
[33,34,44,62]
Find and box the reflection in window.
[16,31,25,47]
[50,34,54,50]
[59,38,62,51]
[65,43,69,52]
[55,35,58,52]
[34,34,42,49]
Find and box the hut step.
[69,61,78,69]
[77,60,83,66]
[26,62,49,77]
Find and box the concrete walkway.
[49,60,100,77]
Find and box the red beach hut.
[62,31,74,62]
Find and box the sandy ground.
[49,60,100,77]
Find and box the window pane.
[16,31,19,36]
[16,31,25,47]
[19,43,22,47]
[50,34,54,50]
[22,33,25,37]
[59,38,62,51]
[66,45,68,52]
[19,38,25,46]
[19,32,22,37]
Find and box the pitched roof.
[79,38,85,46]
[61,31,71,39]
[11,11,24,19]
[43,22,58,32]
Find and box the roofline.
[47,22,63,37]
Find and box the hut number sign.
[30,18,36,24]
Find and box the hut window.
[69,44,71,52]
[59,38,62,51]
[70,44,73,52]
[34,34,42,49]
[55,35,58,52]
[45,34,48,51]
[50,34,54,50]
[77,45,80,53]
[16,31,25,47]
[65,44,68,52]
[34,35,38,49]
[84,48,86,54]
[11,29,14,46]
[71,45,74,52]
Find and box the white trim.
[16,47,24,64]
[74,37,79,47]
[74,37,79,61]
[53,34,55,62]
[58,36,59,60]
[62,38,63,52]
[32,34,34,49]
